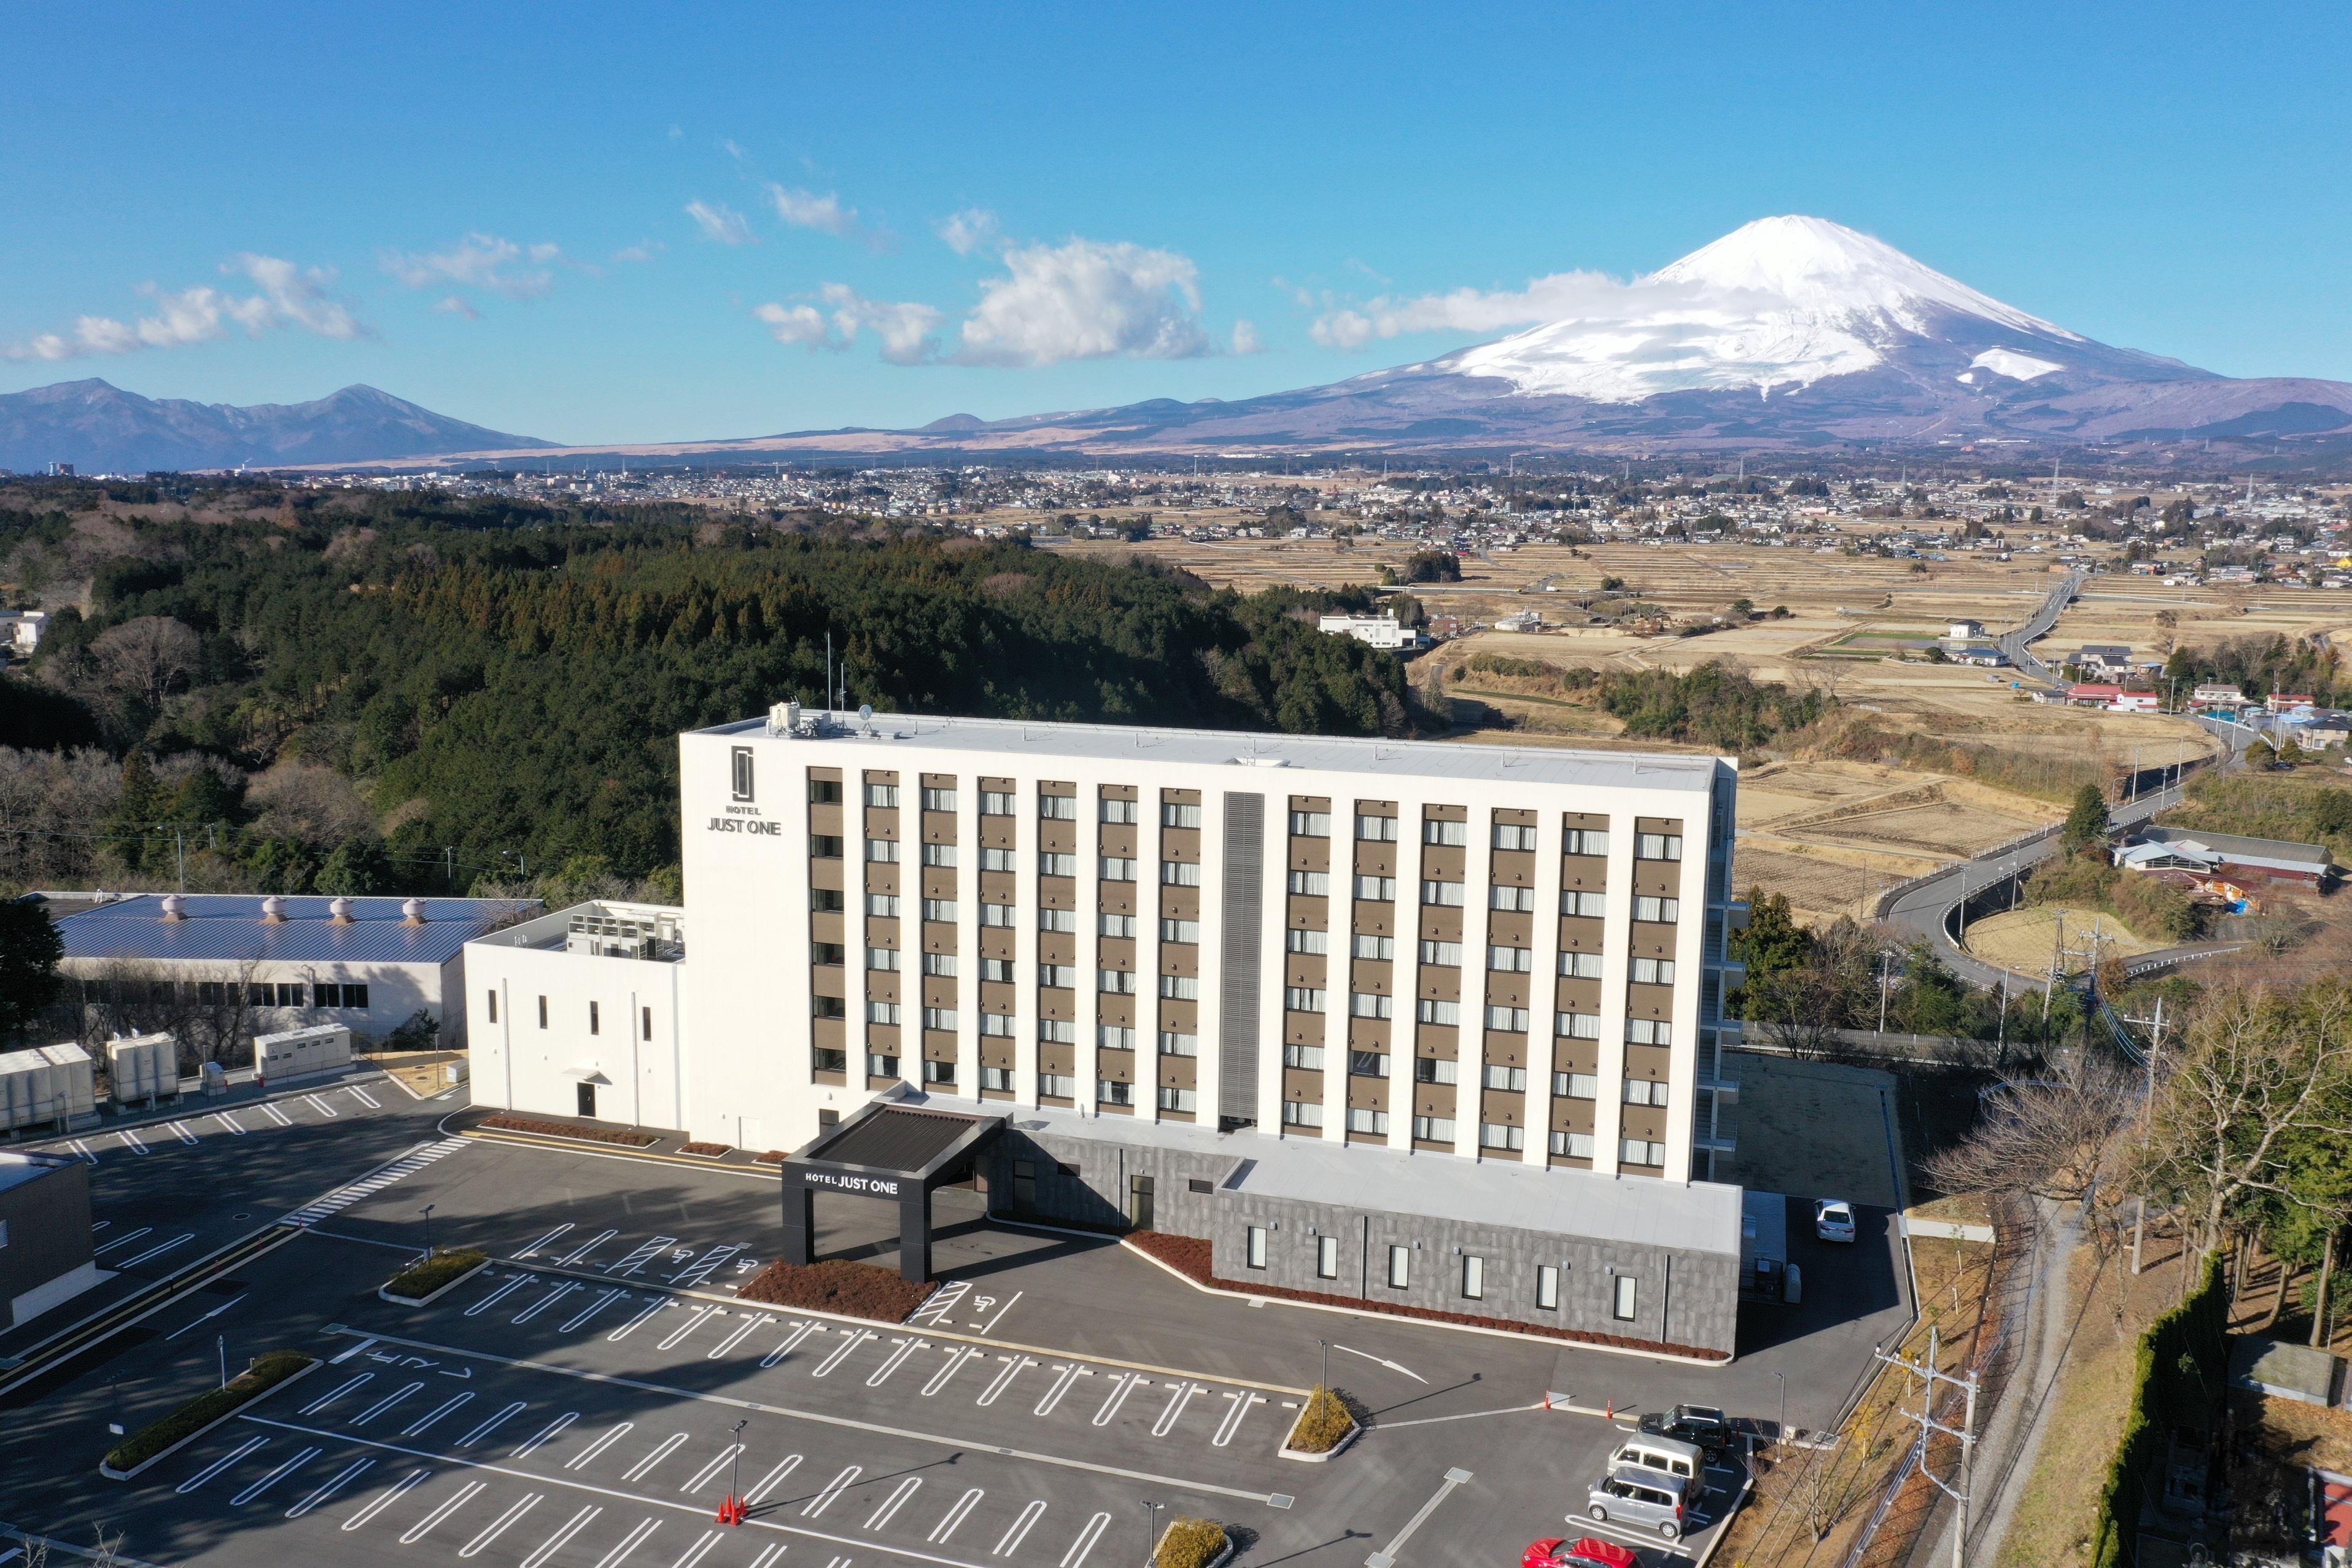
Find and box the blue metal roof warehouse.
[56,895,516,966]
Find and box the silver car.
[1585,1465,1695,1542]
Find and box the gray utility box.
[107,1032,180,1108]
[0,1043,96,1133]
[254,1023,353,1085]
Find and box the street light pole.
[421,1204,436,1262]
[1775,1370,1786,1451]
[1319,1339,1330,1391]
[1140,1500,1161,1567]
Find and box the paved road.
[1997,570,2082,683]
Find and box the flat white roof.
[697,712,1725,796]
[896,1087,1742,1256]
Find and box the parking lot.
[0,1100,1906,1567]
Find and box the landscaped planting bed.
[679,1141,731,1157]
[1154,1516,1233,1568]
[1284,1385,1356,1454]
[384,1248,489,1302]
[754,1149,788,1165]
[479,1114,658,1147]
[736,1259,936,1322]
[103,1351,314,1477]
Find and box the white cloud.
[4,255,364,361]
[953,238,1209,367]
[1310,270,1708,349]
[684,200,753,246]
[756,284,944,364]
[937,208,1001,257]
[611,241,662,265]
[378,233,558,301]
[1232,319,1264,355]
[434,295,481,320]
[765,185,856,238]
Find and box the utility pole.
[1879,1325,1981,1568]
[2119,993,2171,1276]
[1877,949,1898,1037]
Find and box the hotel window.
[1160,974,1201,1000]
[1415,999,1460,1027]
[982,847,1016,872]
[1354,875,1396,902]
[486,990,497,1022]
[1422,819,1468,847]
[537,995,548,1028]
[1039,964,1076,990]
[810,836,844,859]
[813,1047,848,1074]
[1555,1071,1600,1100]
[1480,1124,1526,1151]
[1039,1073,1076,1099]
[1387,1245,1410,1289]
[1039,1019,1076,1044]
[1160,861,1201,887]
[1284,987,1327,1012]
[1550,1130,1597,1159]
[1289,870,1330,896]
[1636,833,1682,861]
[1101,969,1138,994]
[981,790,1015,817]
[1317,1235,1340,1279]
[1562,828,1609,856]
[1419,940,1462,967]
[1348,1050,1389,1077]
[1159,1031,1198,1057]
[922,1006,958,1030]
[1488,945,1533,972]
[1489,885,1536,912]
[1038,852,1076,877]
[922,952,958,977]
[1561,891,1607,918]
[1157,1085,1198,1114]
[863,947,895,970]
[1038,908,1077,933]
[641,1007,652,1041]
[1634,896,1680,924]
[589,1001,600,1035]
[1039,794,1077,821]
[1100,796,1139,825]
[1420,880,1465,907]
[980,902,1015,927]
[1558,952,1603,979]
[1281,1100,1325,1127]
[1412,1115,1456,1143]
[1346,1108,1389,1135]
[1491,823,1537,851]
[981,1012,1014,1038]
[981,957,1015,983]
[1412,1057,1458,1085]
[1162,918,1201,944]
[866,839,899,863]
[920,844,957,867]
[1631,957,1678,986]
[1356,813,1398,841]
[1097,1079,1133,1105]
[865,1001,901,1025]
[808,778,842,804]
[1098,912,1135,937]
[1612,1275,1639,1320]
[1484,1006,1530,1034]
[867,1052,899,1078]
[1483,1064,1527,1092]
[1624,1079,1670,1107]
[865,893,898,917]
[923,1059,956,1084]
[1620,1139,1668,1167]
[812,995,847,1020]
[864,783,898,808]
[1282,1044,1324,1069]
[1101,856,1138,882]
[1353,934,1394,960]
[1461,1254,1485,1300]
[1246,1226,1268,1269]
[1626,1018,1673,1047]
[922,787,958,812]
[1536,1263,1561,1310]
[1289,810,1331,837]
[1556,1011,1602,1039]
[1350,993,1393,1019]
[1161,802,1203,829]
[982,1065,1015,1092]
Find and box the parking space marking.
[118,1128,150,1155]
[745,1455,802,1505]
[678,1443,743,1495]
[906,1280,969,1329]
[1210,1392,1263,1448]
[1059,1512,1111,1568]
[1090,1373,1147,1427]
[708,1312,776,1360]
[607,1236,678,1277]
[464,1274,534,1318]
[403,1392,473,1437]
[621,1434,690,1483]
[1151,1383,1206,1437]
[557,1229,619,1267]
[67,1138,96,1162]
[515,1281,581,1325]
[922,1345,984,1396]
[565,1422,635,1471]
[400,1478,487,1542]
[177,1435,268,1494]
[355,1382,425,1426]
[287,1458,375,1518]
[459,1402,529,1448]
[342,1468,431,1531]
[349,1085,383,1109]
[812,1328,875,1378]
[608,1299,670,1341]
[561,1289,626,1333]
[669,1529,723,1568]
[258,1101,294,1127]
[92,1226,153,1257]
[801,1465,861,1517]
[666,1244,741,1289]
[304,1095,340,1119]
[513,1413,578,1458]
[656,1307,714,1351]
[166,1120,199,1144]
[230,1445,318,1505]
[457,1491,540,1557]
[867,1336,930,1388]
[760,1322,823,1368]
[115,1232,194,1269]
[976,1356,1034,1407]
[928,1488,983,1543]
[520,1224,575,1257]
[865,1476,922,1531]
[521,1504,601,1568]
[747,1545,785,1568]
[591,1517,661,1568]
[970,1290,1022,1337]
[993,1499,1045,1558]
[1034,1364,1082,1417]
[212,1111,249,1135]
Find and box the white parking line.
[286,1457,374,1518]
[591,1517,661,1568]
[458,1402,527,1448]
[115,1233,193,1269]
[922,1345,984,1396]
[993,1499,1046,1557]
[656,1307,714,1351]
[349,1085,383,1109]
[621,1434,689,1483]
[708,1312,775,1360]
[811,1329,874,1378]
[669,1529,723,1568]
[303,1373,373,1415]
[1210,1392,1263,1448]
[403,1392,473,1436]
[118,1128,150,1155]
[341,1468,431,1531]
[565,1422,635,1472]
[801,1465,860,1518]
[928,1488,984,1543]
[92,1226,153,1257]
[867,1336,930,1388]
[163,1292,244,1341]
[606,1236,677,1277]
[1033,1364,1082,1416]
[458,1492,540,1557]
[514,1282,580,1324]
[68,1138,96,1162]
[561,1289,626,1333]
[607,1299,670,1341]
[743,1455,801,1506]
[177,1435,268,1494]
[519,1223,574,1257]
[1151,1383,1206,1437]
[353,1381,423,1425]
[1059,1512,1112,1568]
[166,1120,199,1144]
[747,1545,786,1568]
[400,1478,487,1542]
[1091,1372,1147,1427]
[258,1101,294,1127]
[212,1111,248,1135]
[557,1228,619,1267]
[976,1355,1034,1407]
[230,1446,317,1506]
[521,1504,600,1568]
[907,1279,969,1328]
[305,1095,340,1119]
[666,1244,740,1289]
[760,1322,823,1368]
[678,1444,743,1496]
[513,1412,578,1458]
[465,1275,534,1318]
[864,1476,922,1531]
[970,1290,1022,1336]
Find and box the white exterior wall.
[464,917,689,1136]
[678,720,1733,1181]
[57,956,457,1050]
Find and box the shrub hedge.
[104,1351,314,1473]
[384,1247,489,1300]
[1155,1516,1230,1568]
[1286,1385,1355,1453]
[737,1259,935,1322]
[2089,1251,2227,1567]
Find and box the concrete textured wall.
[0,1157,92,1310]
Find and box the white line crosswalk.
[287,1138,467,1227]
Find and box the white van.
[1605,1433,1704,1483]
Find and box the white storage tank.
[0,1044,96,1133]
[106,1032,180,1108]
[253,1023,353,1086]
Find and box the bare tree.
[90,615,201,709]
[1922,1053,2135,1203]
[71,957,268,1068]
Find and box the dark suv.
[1637,1403,1731,1461]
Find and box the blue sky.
[6,2,2350,446]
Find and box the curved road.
[1997,569,2083,683]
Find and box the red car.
[1521,1538,1639,1568]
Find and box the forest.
[0,481,1416,896]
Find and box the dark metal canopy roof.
[799,1104,1000,1179]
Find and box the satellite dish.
[859,704,874,720]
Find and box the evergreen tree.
[2060,783,2112,854]
[315,839,393,896]
[1729,887,1812,974]
[0,899,63,1042]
